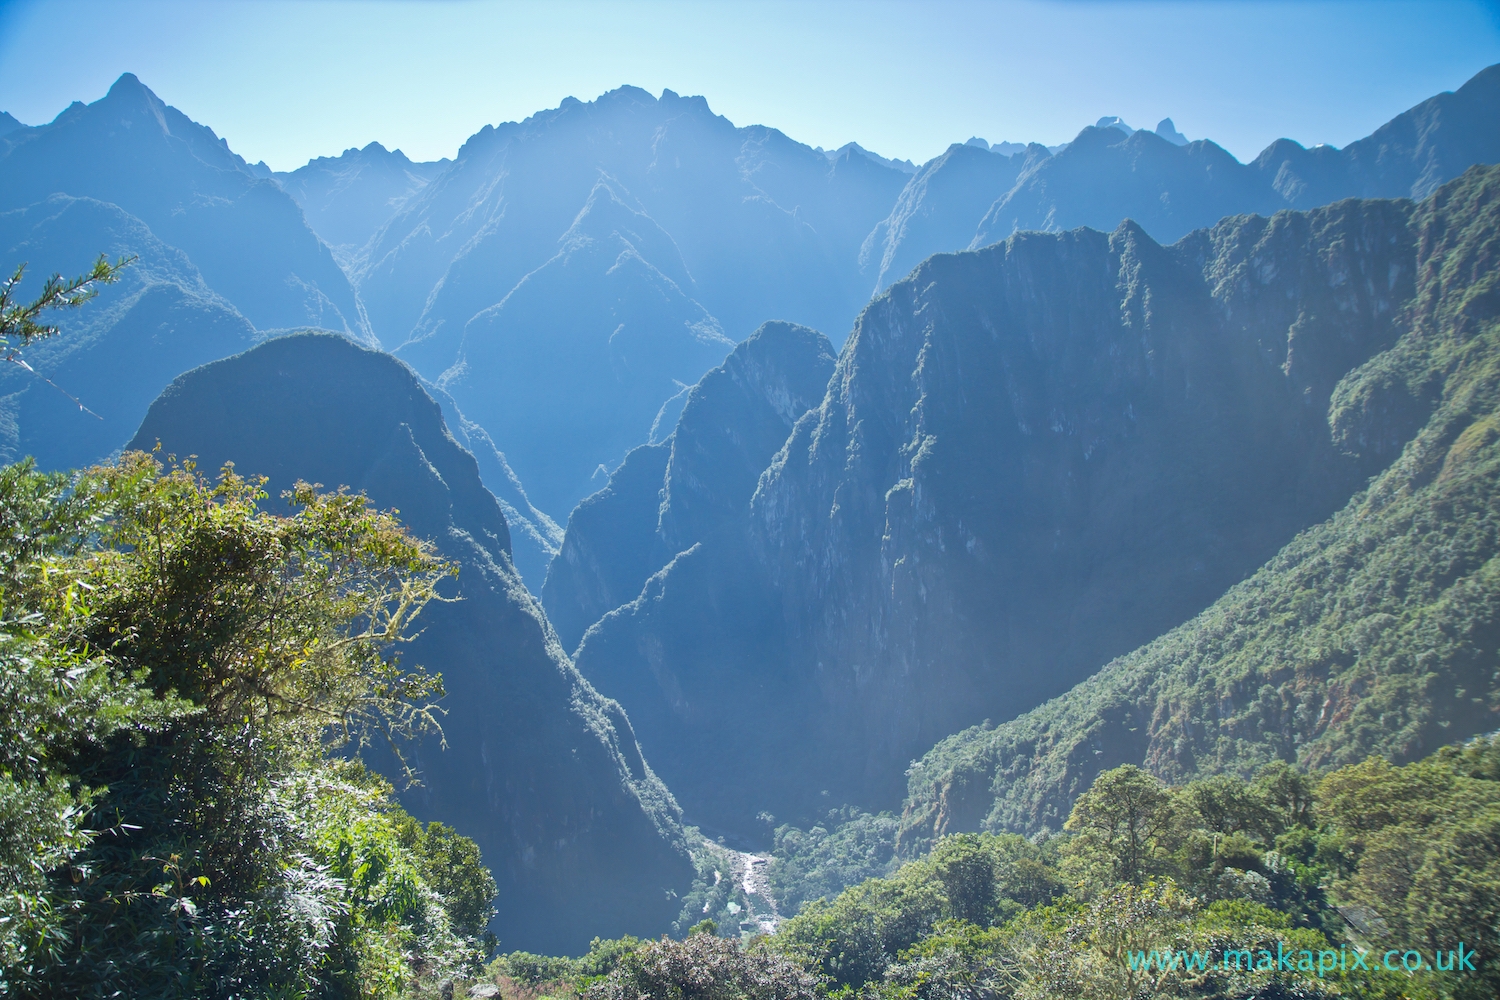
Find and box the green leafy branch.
[1,255,135,352]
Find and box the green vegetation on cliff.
[900,163,1500,846]
[773,745,1500,999]
[456,744,1500,1000]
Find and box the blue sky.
[1,0,1497,172]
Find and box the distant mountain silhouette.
[1155,118,1189,146]
[866,64,1500,296]
[972,124,1280,248]
[0,195,257,470]
[129,333,694,954]
[816,142,919,174]
[362,86,908,371]
[276,142,449,261]
[0,74,369,338]
[860,142,1045,293]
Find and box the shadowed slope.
[576,197,1417,836]
[542,320,836,653]
[0,195,257,470]
[128,333,694,954]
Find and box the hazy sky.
[1,0,1497,172]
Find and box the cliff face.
[658,321,837,550]
[128,334,694,954]
[543,321,836,653]
[576,198,1417,836]
[899,166,1500,847]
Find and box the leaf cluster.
[0,454,492,998]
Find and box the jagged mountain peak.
[600,83,658,104]
[1155,117,1189,145]
[818,141,919,174]
[0,111,26,138]
[6,71,256,182]
[0,74,370,339]
[105,71,154,101]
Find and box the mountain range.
[899,162,1500,849]
[6,67,1498,576]
[569,189,1419,833]
[2,64,1499,951]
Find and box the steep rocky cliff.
[543,321,836,652]
[576,196,1418,836]
[899,165,1500,848]
[128,333,694,954]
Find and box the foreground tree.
[1062,765,1172,887]
[0,455,494,999]
[585,932,823,1000]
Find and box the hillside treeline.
[488,743,1499,1000]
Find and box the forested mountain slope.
[899,163,1500,849]
[0,74,368,338]
[128,333,694,953]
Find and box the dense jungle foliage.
[478,743,1497,1000]
[0,454,498,997]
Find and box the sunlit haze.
[1,0,1498,171]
